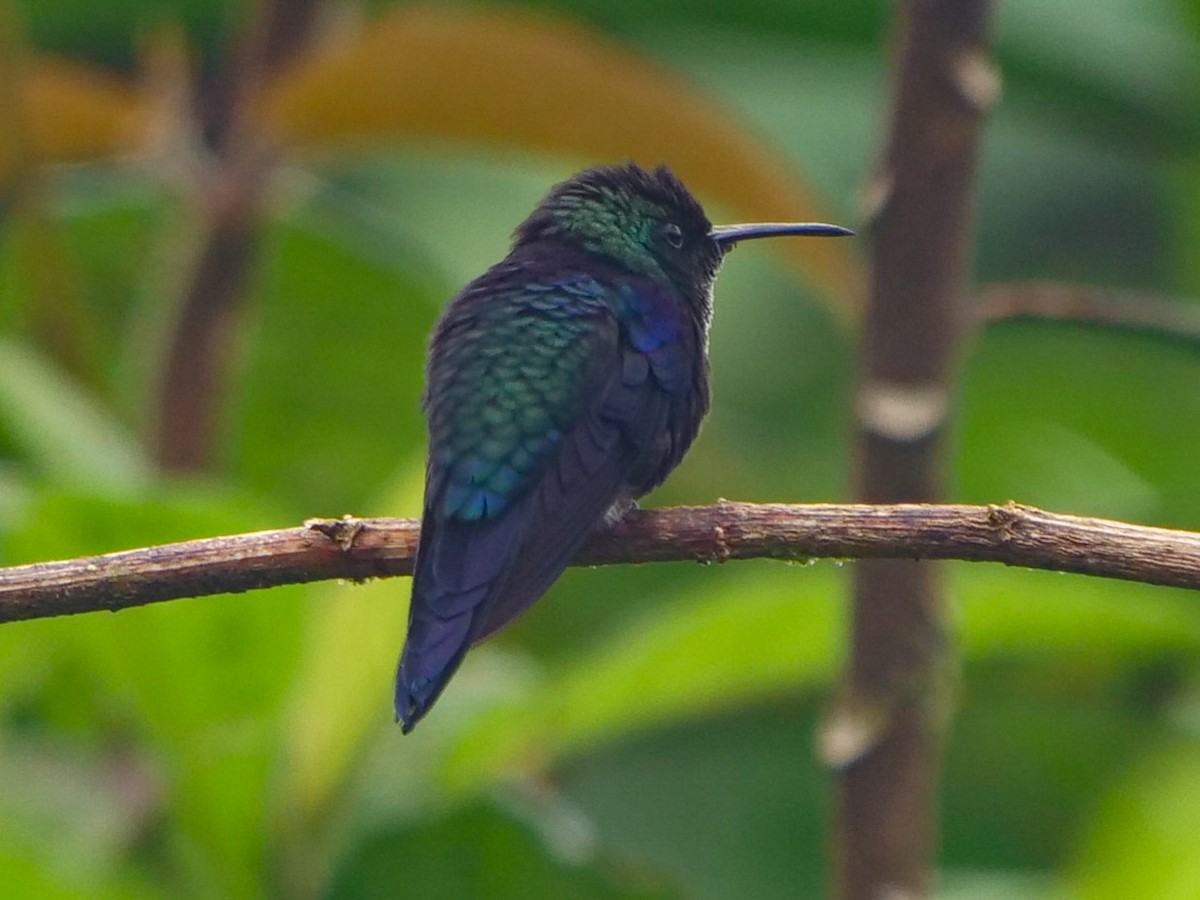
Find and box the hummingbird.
[396,162,851,732]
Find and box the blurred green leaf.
[958,569,1200,661]
[942,689,1162,873]
[278,460,425,831]
[0,838,151,900]
[16,0,230,72]
[0,737,161,895]
[998,0,1200,148]
[559,705,829,900]
[1063,741,1200,898]
[323,800,677,900]
[444,565,845,793]
[1,486,298,898]
[228,218,440,514]
[76,590,302,898]
[1187,0,1200,37]
[444,562,1200,793]
[959,325,1200,527]
[0,337,149,490]
[938,872,1053,900]
[51,172,168,391]
[480,0,885,45]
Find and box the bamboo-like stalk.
[834,2,998,895]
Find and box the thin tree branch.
[976,280,1200,346]
[2,501,1199,624]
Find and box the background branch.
[151,0,325,472]
[841,1,996,894]
[3,501,1199,624]
[976,280,1200,346]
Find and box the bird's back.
[395,248,705,731]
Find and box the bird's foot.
[602,497,639,527]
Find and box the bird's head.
[514,162,851,299]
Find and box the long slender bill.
[710,222,854,246]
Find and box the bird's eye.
[662,222,685,249]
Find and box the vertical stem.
[151,0,324,472]
[830,1,997,896]
[153,181,264,470]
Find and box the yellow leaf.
[263,6,862,314]
[24,60,142,162]
[0,58,143,185]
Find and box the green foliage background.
[3,0,1200,897]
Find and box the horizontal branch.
[2,501,1198,624]
[976,281,1200,346]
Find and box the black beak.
[709,222,854,248]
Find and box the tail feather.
[394,512,521,732]
[394,602,475,733]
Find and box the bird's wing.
[396,271,685,730]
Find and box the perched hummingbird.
[396,162,851,732]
